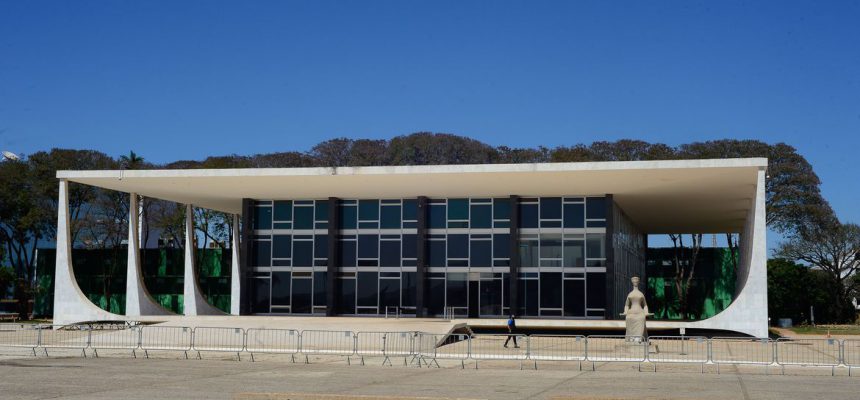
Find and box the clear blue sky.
[1,1,858,250]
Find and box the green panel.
[645,247,737,321]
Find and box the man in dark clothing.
[503,315,519,348]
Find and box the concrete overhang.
[57,158,767,234]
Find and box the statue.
[620,276,652,342]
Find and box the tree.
[119,151,146,170]
[668,233,703,319]
[777,222,860,323]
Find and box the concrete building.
[52,158,768,336]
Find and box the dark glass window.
[251,278,270,313]
[253,207,272,230]
[338,279,355,314]
[519,204,538,228]
[272,235,291,259]
[470,204,492,228]
[470,240,491,268]
[291,277,312,313]
[339,240,356,267]
[447,199,469,221]
[358,200,379,221]
[519,239,539,268]
[447,234,468,259]
[428,240,446,268]
[540,234,562,259]
[479,279,502,315]
[540,272,562,308]
[493,234,510,259]
[380,240,401,267]
[563,203,585,228]
[293,206,314,230]
[271,272,290,306]
[357,272,378,307]
[564,239,585,267]
[586,273,606,309]
[402,234,417,259]
[586,234,605,259]
[525,279,539,316]
[429,204,446,229]
[564,279,585,317]
[402,272,416,307]
[402,199,417,221]
[314,234,328,259]
[313,271,327,306]
[293,241,313,267]
[252,240,271,267]
[446,273,468,308]
[357,235,379,259]
[314,200,329,222]
[273,201,292,221]
[379,278,400,310]
[380,205,401,229]
[540,197,562,220]
[586,197,606,220]
[493,198,510,220]
[427,278,445,315]
[338,205,357,229]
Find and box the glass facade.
[249,196,607,318]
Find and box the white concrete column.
[125,193,173,316]
[230,213,241,315]
[183,204,225,315]
[52,179,123,325]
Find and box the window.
[359,200,379,221]
[470,204,492,229]
[380,240,401,267]
[252,240,271,267]
[519,203,538,228]
[429,204,446,229]
[273,201,292,221]
[253,207,272,230]
[469,239,491,268]
[447,234,468,259]
[271,272,290,306]
[446,273,468,308]
[272,235,291,259]
[293,240,313,267]
[294,206,313,230]
[380,205,401,229]
[357,235,379,259]
[563,203,585,228]
[357,272,378,307]
[586,197,606,220]
[540,197,562,220]
[540,272,562,309]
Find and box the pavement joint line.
[523,369,587,400]
[735,375,751,400]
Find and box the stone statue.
[620,276,652,341]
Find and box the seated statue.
[620,276,652,342]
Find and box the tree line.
[1,132,856,322]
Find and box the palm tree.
[119,151,144,170]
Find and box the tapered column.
[508,195,520,316]
[52,180,122,325]
[183,204,224,315]
[125,193,172,316]
[230,213,241,315]
[415,196,428,317]
[326,197,340,316]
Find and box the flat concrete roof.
[57,158,766,233]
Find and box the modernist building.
[52,158,768,336]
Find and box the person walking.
[503,315,519,348]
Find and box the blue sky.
[1,1,858,250]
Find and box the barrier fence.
[1,324,859,374]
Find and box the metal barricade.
[192,327,246,360]
[468,334,528,369]
[0,324,39,356]
[414,332,470,369]
[709,337,774,374]
[245,328,300,362]
[88,326,141,358]
[38,325,90,357]
[139,326,193,359]
[527,335,587,370]
[843,339,859,376]
[300,330,356,364]
[775,338,841,375]
[647,336,709,372]
[585,335,647,370]
[355,331,414,366]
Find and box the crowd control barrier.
[585,335,647,370]
[300,330,356,364]
[139,326,193,359]
[775,338,842,376]
[415,333,470,368]
[843,339,859,376]
[0,324,39,356]
[468,334,528,369]
[245,328,300,362]
[192,327,246,360]
[647,336,709,372]
[527,335,587,370]
[355,331,414,366]
[88,326,141,357]
[38,325,90,357]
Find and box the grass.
[784,325,860,335]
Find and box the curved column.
[183,204,226,315]
[125,193,174,316]
[230,213,241,315]
[687,167,768,337]
[52,180,124,325]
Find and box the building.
[52,158,768,336]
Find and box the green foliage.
[646,248,736,320]
[767,258,855,324]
